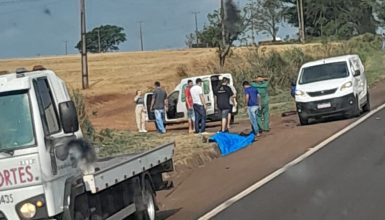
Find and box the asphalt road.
[212,107,385,220]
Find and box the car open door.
[202,76,215,115]
[144,93,155,121]
[165,90,186,123]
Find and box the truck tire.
[135,181,156,220]
[298,114,308,126]
[362,91,370,112]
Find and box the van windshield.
[0,90,35,152]
[299,61,349,84]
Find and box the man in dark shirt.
[151,81,167,134]
[215,79,235,132]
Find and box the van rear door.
[144,93,155,121]
[202,76,215,115]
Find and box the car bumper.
[296,93,356,118]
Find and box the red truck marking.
[0,166,34,188]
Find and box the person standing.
[215,78,235,132]
[243,81,261,137]
[185,80,195,133]
[190,78,207,134]
[252,76,270,132]
[151,81,167,134]
[224,77,237,129]
[134,90,147,132]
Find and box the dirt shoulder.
[156,79,385,220]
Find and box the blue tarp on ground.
[210,132,255,156]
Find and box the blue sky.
[0,0,297,58]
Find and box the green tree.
[185,0,246,67]
[76,25,126,53]
[282,0,379,39]
[246,0,284,42]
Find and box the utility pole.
[192,11,200,45]
[80,0,89,89]
[298,0,305,43]
[138,21,144,51]
[97,29,101,53]
[64,40,68,55]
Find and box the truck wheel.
[298,114,308,126]
[362,91,370,112]
[135,181,156,220]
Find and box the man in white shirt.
[190,78,207,133]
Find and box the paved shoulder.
[213,107,385,220]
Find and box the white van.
[295,54,370,125]
[144,73,237,124]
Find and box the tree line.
[76,0,385,66]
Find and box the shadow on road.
[156,208,182,220]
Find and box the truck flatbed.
[83,142,174,193]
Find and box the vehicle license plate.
[317,102,331,109]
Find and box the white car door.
[202,77,215,115]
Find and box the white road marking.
[198,102,385,220]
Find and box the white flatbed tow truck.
[0,67,174,220]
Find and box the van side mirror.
[59,101,79,134]
[354,69,361,77]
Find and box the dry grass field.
[0,44,320,130]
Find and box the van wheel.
[362,91,370,112]
[135,181,156,220]
[298,114,308,126]
[350,96,361,118]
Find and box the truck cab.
[0,68,82,219]
[0,68,174,220]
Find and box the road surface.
[212,106,385,220]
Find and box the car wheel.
[350,96,361,118]
[362,91,370,112]
[299,114,308,126]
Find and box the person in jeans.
[243,81,261,137]
[134,90,147,132]
[190,78,207,133]
[215,78,235,132]
[184,80,195,133]
[151,81,167,134]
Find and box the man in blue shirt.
[243,81,261,136]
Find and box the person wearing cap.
[251,76,270,132]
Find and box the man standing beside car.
[185,80,195,134]
[190,78,207,134]
[151,81,167,134]
[215,78,235,132]
[243,81,261,138]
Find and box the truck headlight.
[295,90,305,96]
[340,81,353,91]
[20,203,36,218]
